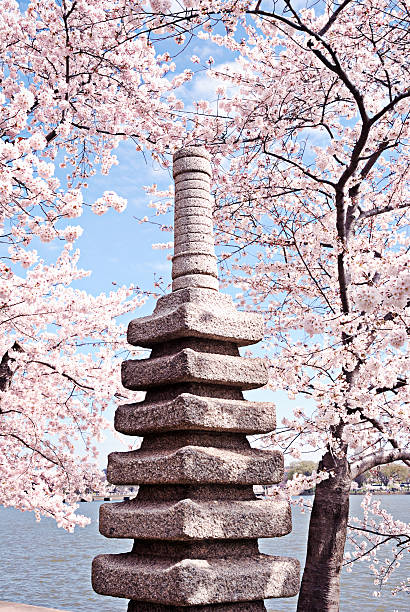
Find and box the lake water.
[0,496,408,611]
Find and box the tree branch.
[319,0,354,36]
[358,202,409,221]
[351,449,410,479]
[0,342,23,392]
[0,432,60,466]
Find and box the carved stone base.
[128,602,266,611]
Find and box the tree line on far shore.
[285,461,410,494]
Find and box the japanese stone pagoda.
[92,146,300,610]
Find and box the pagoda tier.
[92,147,300,610]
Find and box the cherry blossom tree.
[2,1,408,609]
[0,250,146,530]
[140,1,410,609]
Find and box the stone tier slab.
[127,293,264,348]
[174,170,211,185]
[175,218,213,234]
[174,243,216,258]
[122,349,268,391]
[107,446,283,486]
[99,497,291,540]
[92,552,300,605]
[174,232,214,247]
[174,146,212,163]
[174,208,213,224]
[115,394,276,435]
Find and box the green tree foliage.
[354,462,410,487]
[374,463,410,486]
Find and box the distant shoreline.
[83,491,410,502]
[349,490,410,495]
[300,490,410,496]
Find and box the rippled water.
[0,496,408,611]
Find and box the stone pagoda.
[92,146,300,611]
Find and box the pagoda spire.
[172,147,218,291]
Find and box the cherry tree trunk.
[296,449,351,612]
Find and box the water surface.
[0,496,408,611]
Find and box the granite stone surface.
[173,157,212,179]
[114,394,276,434]
[128,603,267,611]
[174,172,212,186]
[92,553,300,604]
[173,177,211,189]
[121,349,269,390]
[172,254,218,279]
[172,274,219,291]
[106,445,284,485]
[174,232,215,247]
[126,296,264,347]
[175,192,213,205]
[99,497,291,540]
[174,244,216,257]
[92,146,300,610]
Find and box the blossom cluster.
[0,0,189,528]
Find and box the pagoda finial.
[172,146,219,291]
